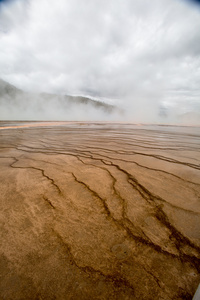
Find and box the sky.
[0,0,200,122]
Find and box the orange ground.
[0,122,199,299]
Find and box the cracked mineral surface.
[0,121,200,299]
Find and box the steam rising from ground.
[0,94,122,121]
[0,0,200,124]
[0,79,123,121]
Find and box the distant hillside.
[0,79,121,120]
[0,78,23,98]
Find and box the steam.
[0,98,120,121]
[0,0,200,124]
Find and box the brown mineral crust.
[0,122,199,299]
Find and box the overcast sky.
[0,0,200,121]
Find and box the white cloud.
[0,0,200,122]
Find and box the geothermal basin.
[0,121,200,299]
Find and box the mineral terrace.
[0,122,199,299]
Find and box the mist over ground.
[0,79,123,121]
[0,0,200,124]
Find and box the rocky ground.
[0,122,199,299]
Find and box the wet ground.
[0,122,200,299]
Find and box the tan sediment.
[0,122,199,299]
[0,121,75,130]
